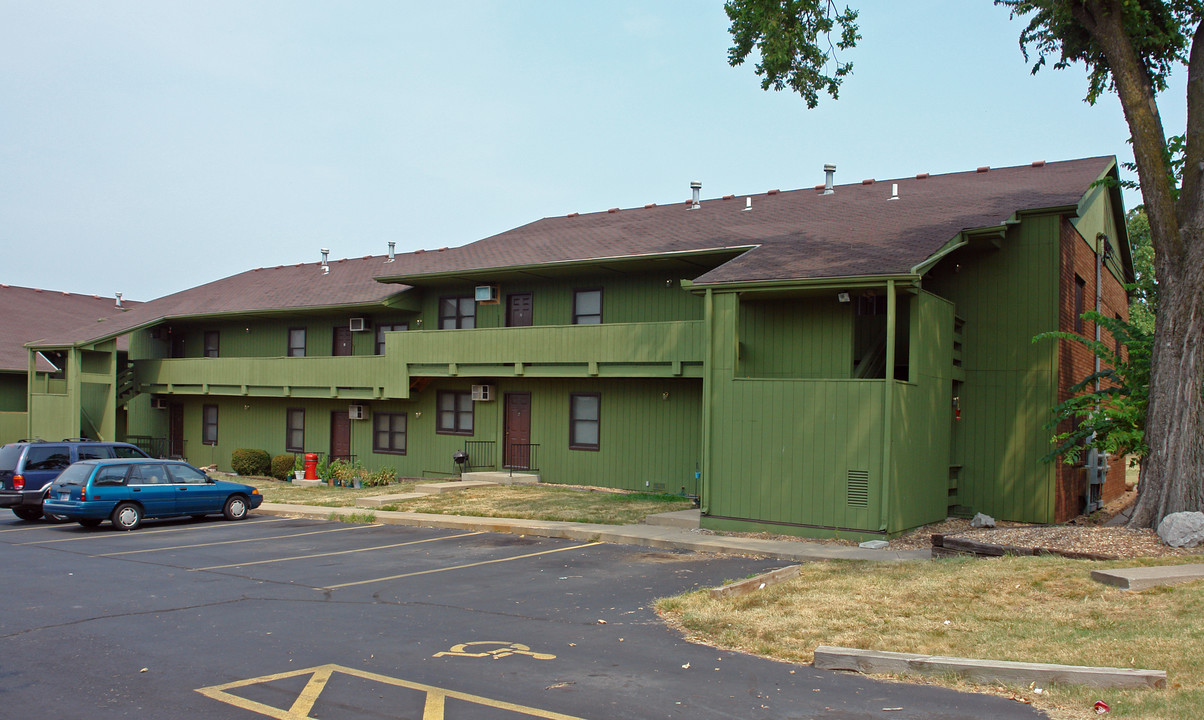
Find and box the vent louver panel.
[847,470,869,508]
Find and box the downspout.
[1094,233,1105,392]
[880,280,896,533]
[700,288,713,514]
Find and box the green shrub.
[270,454,296,481]
[365,467,395,487]
[230,448,271,477]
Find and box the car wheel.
[223,495,248,521]
[12,507,42,522]
[78,518,103,528]
[111,502,142,531]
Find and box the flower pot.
[294,470,304,481]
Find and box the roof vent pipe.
[823,164,836,195]
[320,248,330,274]
[387,241,395,262]
[889,183,899,201]
[690,181,701,210]
[115,292,123,309]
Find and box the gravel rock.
[1157,511,1204,548]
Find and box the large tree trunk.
[1074,4,1204,527]
[1129,230,1204,526]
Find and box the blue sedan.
[43,458,263,530]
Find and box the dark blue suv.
[0,439,150,521]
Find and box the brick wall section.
[1054,216,1130,521]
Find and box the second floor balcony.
[133,320,705,400]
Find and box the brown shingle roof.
[32,156,1118,349]
[31,257,410,348]
[0,285,138,371]
[375,156,1116,285]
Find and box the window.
[572,289,602,324]
[437,390,474,435]
[285,408,305,453]
[24,446,70,471]
[167,463,208,484]
[204,331,220,358]
[202,405,219,445]
[375,323,409,355]
[76,446,110,460]
[288,328,307,357]
[93,465,129,486]
[439,297,475,329]
[569,393,600,450]
[130,464,169,484]
[113,446,147,459]
[373,412,407,454]
[1074,275,1086,333]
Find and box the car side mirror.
[204,475,216,484]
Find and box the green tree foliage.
[1125,207,1157,334]
[1036,312,1151,464]
[725,0,861,108]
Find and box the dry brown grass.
[378,485,693,525]
[656,555,1204,719]
[252,477,419,506]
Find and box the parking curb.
[255,504,930,563]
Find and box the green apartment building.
[20,157,1134,538]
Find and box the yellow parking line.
[193,531,483,570]
[321,542,599,590]
[197,663,592,720]
[18,516,290,545]
[96,524,380,556]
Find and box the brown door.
[503,392,531,468]
[168,404,184,458]
[333,326,353,356]
[507,293,533,327]
[330,411,351,461]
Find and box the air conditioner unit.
[348,404,367,420]
[349,317,369,332]
[475,285,499,304]
[150,397,167,410]
[471,385,494,402]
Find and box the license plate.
[59,492,71,500]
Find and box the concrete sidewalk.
[256,502,929,563]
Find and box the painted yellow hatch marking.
[196,663,591,720]
[433,641,556,660]
[193,531,484,570]
[96,523,377,556]
[319,541,600,590]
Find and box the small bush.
[231,448,271,477]
[270,454,296,481]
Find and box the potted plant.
[293,454,305,481]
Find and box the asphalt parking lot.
[1,513,1047,719]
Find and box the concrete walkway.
[256,503,929,563]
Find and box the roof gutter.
[681,274,921,295]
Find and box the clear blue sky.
[0,1,1184,301]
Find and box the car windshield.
[55,463,94,486]
[0,445,21,472]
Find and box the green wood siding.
[889,291,955,532]
[737,299,852,378]
[0,411,27,444]
[418,273,703,329]
[925,216,1062,523]
[151,378,701,495]
[702,292,885,534]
